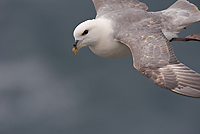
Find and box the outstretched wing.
[118,30,200,98]
[92,0,148,12]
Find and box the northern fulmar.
[72,0,200,98]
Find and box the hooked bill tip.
[72,47,77,55]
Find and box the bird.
[72,0,200,98]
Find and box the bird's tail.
[161,0,200,32]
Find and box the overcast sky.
[0,0,200,134]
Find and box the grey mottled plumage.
[73,0,200,97]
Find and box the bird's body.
[73,0,200,98]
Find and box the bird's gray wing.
[117,30,200,98]
[92,0,148,12]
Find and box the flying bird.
[72,0,200,98]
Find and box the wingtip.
[171,87,200,98]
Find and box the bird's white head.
[72,19,101,54]
[72,18,131,58]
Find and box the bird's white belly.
[89,41,131,58]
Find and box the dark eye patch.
[82,30,89,35]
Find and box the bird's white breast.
[88,18,131,58]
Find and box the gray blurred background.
[0,0,200,134]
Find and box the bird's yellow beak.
[72,40,83,55]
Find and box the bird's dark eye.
[82,30,89,36]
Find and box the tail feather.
[162,0,200,29]
[167,0,200,25]
[169,0,200,13]
[160,0,200,39]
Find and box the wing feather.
[118,31,200,98]
[92,0,148,12]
